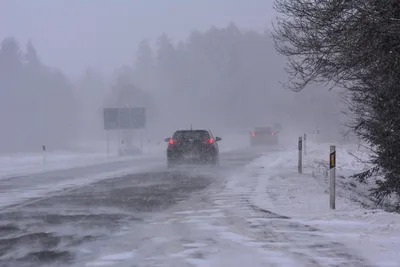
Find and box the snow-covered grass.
[0,142,164,179]
[242,142,400,267]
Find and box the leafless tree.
[272,0,400,91]
[272,0,400,205]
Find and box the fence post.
[329,145,336,209]
[298,137,302,173]
[304,133,307,155]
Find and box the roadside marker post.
[329,145,336,209]
[42,144,47,164]
[140,130,143,151]
[298,137,302,174]
[106,130,110,157]
[304,133,307,155]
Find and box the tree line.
[0,38,77,152]
[0,22,344,153]
[130,24,344,136]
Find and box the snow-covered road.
[0,146,262,266]
[81,146,372,267]
[0,140,398,267]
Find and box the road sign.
[103,108,119,129]
[103,107,146,130]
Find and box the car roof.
[172,129,212,139]
[174,129,209,133]
[254,126,272,131]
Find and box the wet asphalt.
[0,149,262,267]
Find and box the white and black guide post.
[298,136,302,174]
[303,133,307,155]
[329,145,336,209]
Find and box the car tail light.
[252,132,255,137]
[272,132,275,136]
[204,139,215,144]
[169,139,176,145]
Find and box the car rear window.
[173,130,210,140]
[254,127,272,133]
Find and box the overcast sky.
[1,0,276,77]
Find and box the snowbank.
[244,142,400,267]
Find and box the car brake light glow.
[252,132,255,137]
[272,132,275,136]
[169,139,175,145]
[209,139,215,144]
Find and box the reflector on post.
[330,151,336,169]
[330,145,336,209]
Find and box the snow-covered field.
[233,142,400,266]
[0,148,158,179]
[0,133,248,179]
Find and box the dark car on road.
[165,129,222,167]
[250,126,279,146]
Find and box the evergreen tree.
[134,39,154,92]
[0,37,78,152]
[25,40,41,67]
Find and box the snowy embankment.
[238,142,400,267]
